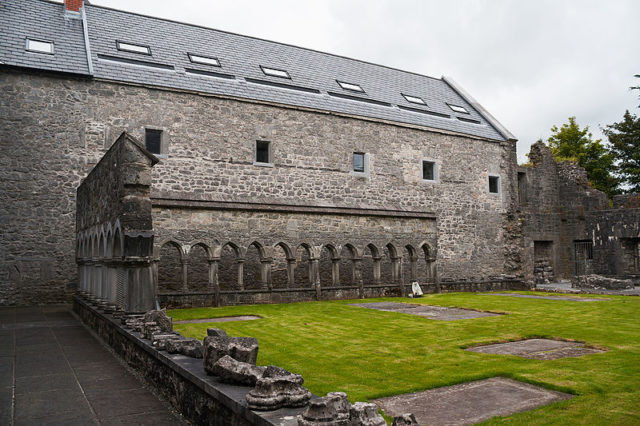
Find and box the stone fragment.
[348,402,386,426]
[203,335,259,374]
[572,274,633,290]
[166,338,204,358]
[142,321,161,340]
[246,365,311,410]
[144,309,173,332]
[391,413,419,426]
[298,391,350,425]
[207,327,228,337]
[211,355,266,386]
[151,332,183,351]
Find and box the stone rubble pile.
[572,274,634,290]
[534,258,554,284]
[297,391,387,426]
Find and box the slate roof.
[0,0,515,142]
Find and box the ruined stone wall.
[1,69,517,305]
[589,207,640,277]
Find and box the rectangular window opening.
[403,94,426,106]
[26,39,54,54]
[260,66,290,79]
[145,129,162,155]
[488,175,500,194]
[117,41,151,55]
[188,53,220,67]
[517,172,527,204]
[256,140,270,164]
[447,103,469,114]
[422,160,436,181]
[337,80,364,93]
[353,152,365,173]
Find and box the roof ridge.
[84,1,444,82]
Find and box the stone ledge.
[72,296,305,425]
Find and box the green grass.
[169,292,640,425]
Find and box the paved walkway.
[0,305,183,425]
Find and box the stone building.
[517,141,640,284]
[1,0,528,307]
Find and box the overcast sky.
[90,0,640,163]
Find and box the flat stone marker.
[486,293,607,302]
[350,302,499,320]
[174,315,261,324]
[466,338,605,360]
[374,377,572,426]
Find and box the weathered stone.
[211,355,266,386]
[246,365,311,410]
[390,413,419,426]
[207,328,228,337]
[348,402,385,426]
[142,321,162,340]
[144,309,173,332]
[203,335,259,374]
[151,332,183,351]
[572,274,634,290]
[298,392,350,426]
[166,338,204,358]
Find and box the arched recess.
[319,244,338,286]
[294,244,312,287]
[105,229,113,258]
[381,243,397,284]
[420,242,435,283]
[362,244,379,285]
[339,244,356,285]
[219,242,240,290]
[245,242,265,290]
[113,228,123,258]
[188,243,210,292]
[272,242,292,288]
[158,241,183,293]
[98,230,105,259]
[402,245,417,284]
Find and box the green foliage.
[604,110,640,193]
[171,293,640,424]
[547,117,620,197]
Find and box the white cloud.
[91,0,640,162]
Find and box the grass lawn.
[169,292,640,424]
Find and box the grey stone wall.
[1,69,517,305]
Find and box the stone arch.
[158,241,184,293]
[187,242,210,292]
[363,243,380,285]
[402,244,417,284]
[294,243,312,287]
[381,243,397,284]
[420,242,436,283]
[245,241,266,290]
[272,242,292,288]
[105,228,113,258]
[319,244,339,286]
[98,231,105,258]
[339,244,357,285]
[113,228,123,258]
[219,241,241,290]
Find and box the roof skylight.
[447,103,469,114]
[402,94,426,105]
[188,53,220,67]
[337,80,364,93]
[260,66,290,79]
[116,41,151,55]
[26,39,54,54]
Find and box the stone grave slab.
[350,302,500,320]
[486,293,607,302]
[466,338,605,360]
[174,315,261,324]
[374,377,572,426]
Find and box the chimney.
[64,0,83,12]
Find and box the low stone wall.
[158,280,527,308]
[72,296,304,426]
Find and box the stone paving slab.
[350,302,500,320]
[466,338,606,360]
[0,305,185,426]
[486,293,607,302]
[174,315,262,324]
[374,377,572,425]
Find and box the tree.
[632,74,640,107]
[604,110,640,193]
[547,117,619,197]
